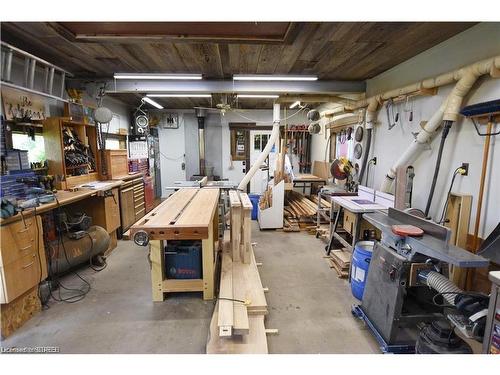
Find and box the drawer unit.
[0,216,47,304]
[119,176,146,232]
[0,216,38,267]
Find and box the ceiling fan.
[194,94,245,115]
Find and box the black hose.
[358,127,372,185]
[424,120,453,217]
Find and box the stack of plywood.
[207,191,269,354]
[325,249,351,278]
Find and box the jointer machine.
[352,208,490,353]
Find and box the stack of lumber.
[284,190,317,218]
[325,249,351,278]
[206,238,269,353]
[314,225,330,239]
[274,140,292,185]
[207,190,270,354]
[283,191,318,230]
[283,217,300,232]
[259,186,272,210]
[309,194,331,209]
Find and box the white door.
[249,130,277,194]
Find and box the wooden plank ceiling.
[1,22,475,109]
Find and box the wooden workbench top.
[293,173,326,182]
[0,180,124,226]
[130,188,220,240]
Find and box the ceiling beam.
[105,79,366,95]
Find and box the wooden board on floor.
[232,259,250,335]
[207,301,268,354]
[330,249,351,268]
[232,243,268,315]
[218,245,234,337]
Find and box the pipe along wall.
[319,56,500,227]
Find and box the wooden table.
[326,186,393,255]
[130,188,220,301]
[292,173,326,194]
[0,180,123,226]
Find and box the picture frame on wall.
[64,102,85,123]
[83,106,95,125]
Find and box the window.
[11,133,45,163]
[230,129,248,161]
[254,134,261,150]
[335,131,354,160]
[105,138,120,150]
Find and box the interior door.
[249,130,276,195]
[228,128,250,192]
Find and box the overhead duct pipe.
[195,108,207,176]
[372,56,500,193]
[345,56,500,112]
[358,96,380,184]
[238,103,281,190]
[424,72,479,216]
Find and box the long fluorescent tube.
[146,94,211,98]
[142,97,163,109]
[237,94,279,99]
[290,101,301,109]
[114,73,202,80]
[233,74,317,81]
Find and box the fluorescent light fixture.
[233,74,317,81]
[146,94,211,98]
[114,73,202,80]
[237,94,279,99]
[290,101,301,109]
[142,97,163,109]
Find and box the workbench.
[0,179,125,336]
[292,173,326,194]
[130,188,220,301]
[0,180,123,226]
[325,186,393,255]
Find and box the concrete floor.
[2,222,380,353]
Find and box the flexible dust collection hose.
[237,103,281,190]
[418,270,463,305]
[424,120,454,217]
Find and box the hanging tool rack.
[285,124,312,174]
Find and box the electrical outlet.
[461,162,469,176]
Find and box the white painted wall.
[220,109,308,183]
[157,113,187,197]
[370,77,499,239]
[310,22,500,239]
[365,22,500,239]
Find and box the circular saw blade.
[330,159,347,180]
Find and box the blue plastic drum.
[350,241,374,300]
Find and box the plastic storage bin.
[164,240,202,279]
